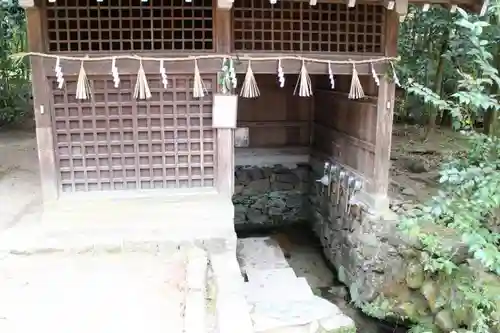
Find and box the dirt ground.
[389,124,469,204]
[0,129,41,230]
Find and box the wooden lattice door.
[51,75,216,193]
[232,0,385,53]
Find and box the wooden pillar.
[214,8,235,198]
[369,9,398,210]
[24,4,59,203]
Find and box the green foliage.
[0,2,30,127]
[399,5,500,333]
[397,3,500,126]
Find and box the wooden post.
[369,9,398,210]
[25,4,59,203]
[214,8,235,198]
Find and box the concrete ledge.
[185,247,208,333]
[210,251,254,333]
[235,147,310,168]
[0,194,236,255]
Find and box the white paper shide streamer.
[111,57,120,88]
[240,60,260,98]
[328,62,335,89]
[371,63,380,86]
[55,57,64,89]
[277,59,285,88]
[134,60,152,100]
[22,52,397,101]
[193,59,207,98]
[76,61,91,100]
[160,60,168,89]
[349,63,365,99]
[294,60,312,97]
[391,62,401,87]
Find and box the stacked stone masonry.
[308,159,500,333]
[234,158,500,332]
[233,164,311,230]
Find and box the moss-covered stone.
[406,260,425,289]
[421,280,441,313]
[393,294,430,322]
[434,309,456,332]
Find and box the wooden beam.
[214,8,235,198]
[238,121,309,128]
[26,6,59,203]
[368,8,399,210]
[314,123,376,152]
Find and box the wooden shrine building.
[19,0,483,213]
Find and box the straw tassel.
[371,63,380,86]
[75,61,91,100]
[55,56,64,89]
[160,60,168,89]
[193,59,207,98]
[294,60,312,97]
[133,60,152,99]
[111,57,120,88]
[348,63,365,99]
[328,62,335,89]
[277,59,285,88]
[240,60,260,98]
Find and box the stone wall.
[233,164,310,230]
[308,158,500,332]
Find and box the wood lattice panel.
[45,0,214,52]
[232,0,385,53]
[51,75,216,193]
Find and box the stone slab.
[237,237,290,271]
[251,296,355,333]
[0,252,186,333]
[210,250,254,333]
[0,194,236,254]
[185,247,207,333]
[245,267,297,285]
[244,277,314,304]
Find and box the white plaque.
[212,94,238,129]
[235,127,249,147]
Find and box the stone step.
[245,267,297,285]
[185,246,208,333]
[210,251,254,333]
[237,237,290,271]
[250,296,356,333]
[237,237,356,333]
[0,194,236,255]
[244,276,314,304]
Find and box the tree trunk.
[425,28,450,138]
[484,16,500,136]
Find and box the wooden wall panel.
[313,74,378,180]
[237,74,312,148]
